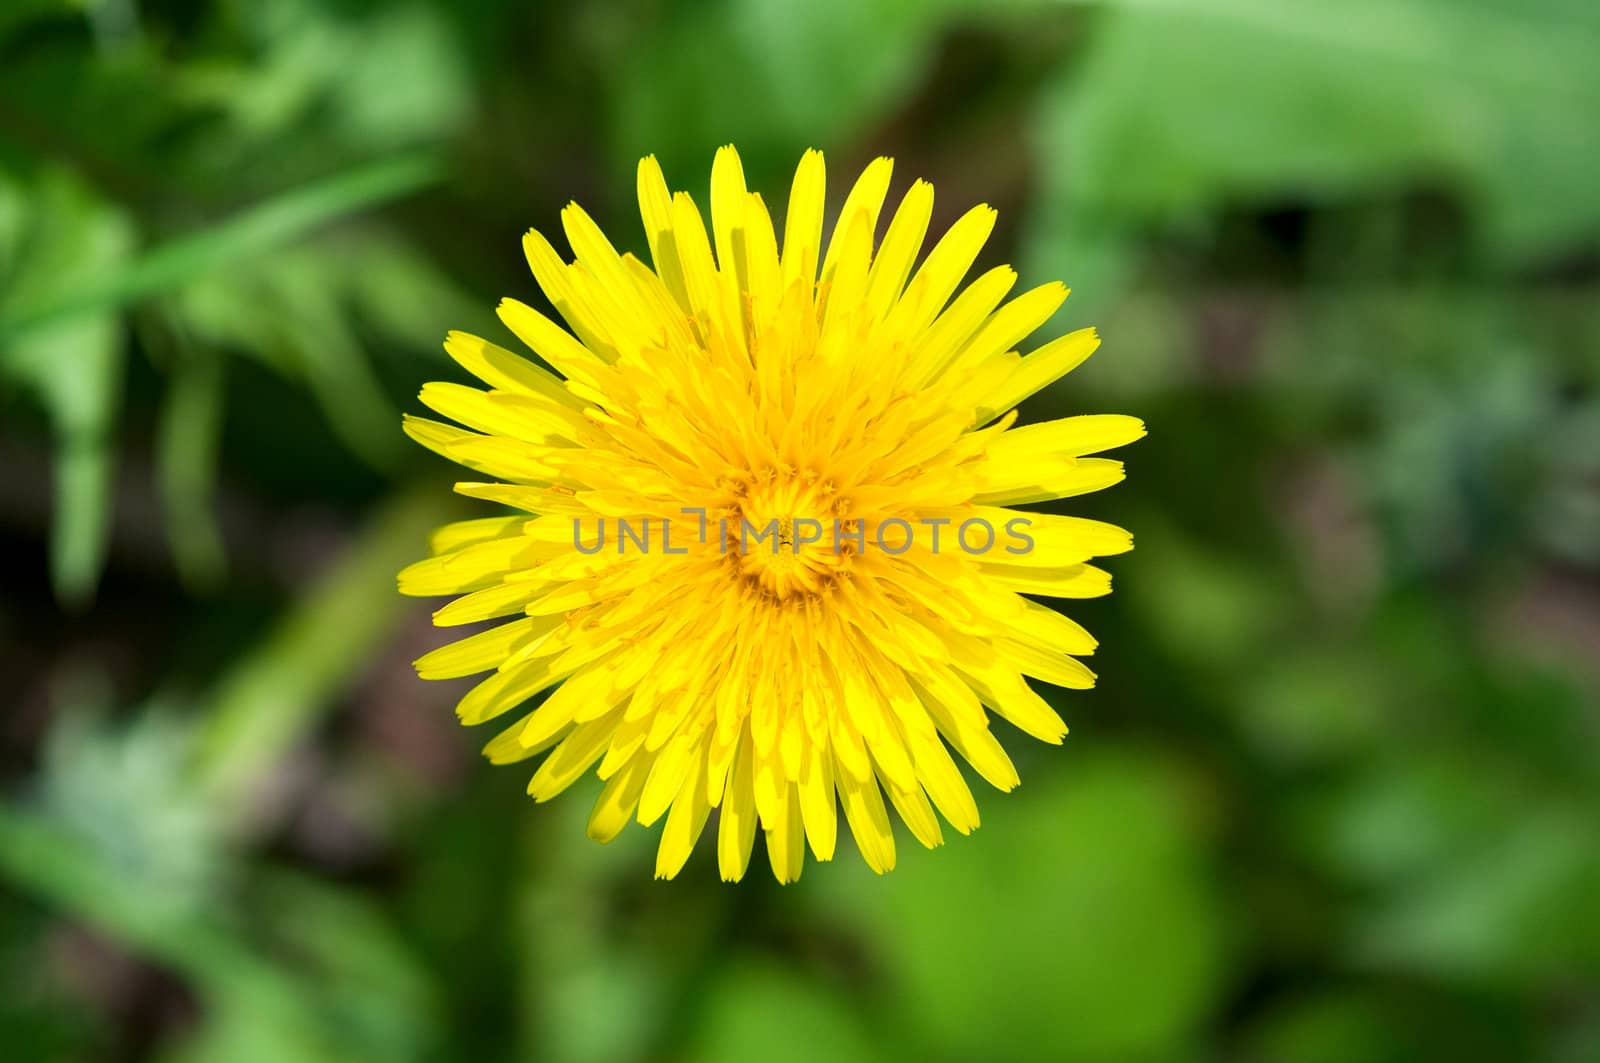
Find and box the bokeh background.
[3,1,1598,1060]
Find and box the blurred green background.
[2,1,1598,1060]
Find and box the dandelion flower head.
[401,146,1144,882]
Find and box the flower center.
[731,469,851,600]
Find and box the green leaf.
[1237,645,1389,765]
[225,0,471,151]
[156,351,228,591]
[189,485,460,812]
[1033,0,1600,269]
[812,748,1229,1061]
[0,169,134,605]
[0,0,73,39]
[1243,989,1538,1063]
[1308,754,1600,983]
[0,799,435,1063]
[688,961,878,1063]
[0,153,442,345]
[245,872,439,1060]
[257,246,407,470]
[0,801,237,985]
[611,0,1008,176]
[37,704,226,913]
[167,230,473,472]
[1126,515,1290,668]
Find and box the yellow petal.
[798,745,838,861]
[636,154,689,309]
[884,203,997,341]
[974,326,1101,421]
[780,149,826,290]
[496,298,606,385]
[637,730,699,827]
[587,749,650,842]
[717,727,759,882]
[882,774,943,850]
[837,771,896,874]
[528,708,622,801]
[971,456,1126,506]
[709,144,749,285]
[426,516,525,557]
[978,562,1113,599]
[904,265,1016,385]
[763,781,806,884]
[655,741,712,879]
[907,733,979,834]
[442,330,578,404]
[416,614,560,681]
[863,179,933,321]
[819,156,893,286]
[992,414,1147,459]
[397,533,534,597]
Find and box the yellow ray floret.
[401,145,1143,883]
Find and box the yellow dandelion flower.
[401,146,1143,883]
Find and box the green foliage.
[812,749,1228,1061]
[1035,0,1600,258]
[0,168,133,603]
[0,0,463,603]
[1,1,1596,1060]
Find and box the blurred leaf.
[0,0,72,38]
[613,0,924,171]
[1243,989,1537,1063]
[0,168,133,604]
[0,800,239,992]
[0,799,436,1063]
[169,229,479,471]
[1302,753,1600,983]
[341,229,487,352]
[253,245,406,470]
[0,152,441,345]
[218,0,471,150]
[688,961,877,1063]
[1535,399,1600,567]
[190,485,458,814]
[37,703,227,913]
[0,153,440,597]
[155,350,227,591]
[1,684,438,1062]
[1244,992,1407,1063]
[1236,645,1389,766]
[47,414,120,605]
[1034,0,1600,280]
[0,801,313,1057]
[1127,516,1290,668]
[1356,811,1600,983]
[814,748,1229,1061]
[611,0,1045,176]
[246,872,438,1061]
[515,799,712,1063]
